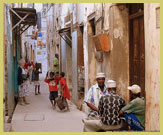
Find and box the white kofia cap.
[96,73,105,79]
[107,80,116,88]
[128,84,141,94]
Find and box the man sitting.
[84,73,108,117]
[83,80,126,132]
[120,84,145,131]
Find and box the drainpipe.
[101,3,104,34]
[100,3,104,72]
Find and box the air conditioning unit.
[92,33,111,52]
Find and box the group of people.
[18,59,42,105]
[17,58,71,112]
[44,71,70,111]
[24,59,35,84]
[83,73,145,132]
[18,59,30,105]
[18,57,144,130]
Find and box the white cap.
[96,73,105,79]
[128,84,141,94]
[107,80,116,88]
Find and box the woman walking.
[33,63,41,95]
[28,62,33,84]
[18,59,30,105]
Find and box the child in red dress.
[59,72,70,111]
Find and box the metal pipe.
[101,3,104,34]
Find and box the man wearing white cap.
[120,84,145,131]
[84,73,108,117]
[83,80,126,132]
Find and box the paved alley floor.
[11,79,87,132]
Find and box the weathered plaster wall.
[72,31,78,103]
[144,3,160,131]
[103,5,129,102]
[82,7,89,114]
[87,22,97,88]
[77,3,85,24]
[6,5,15,116]
[85,3,95,15]
[4,4,8,122]
[83,4,129,103]
[46,6,54,71]
[71,4,79,104]
[61,38,66,73]
[60,4,73,93]
[77,27,85,101]
[53,4,61,72]
[65,41,72,91]
[83,4,97,88]
[103,3,112,31]
[94,3,103,73]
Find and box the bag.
[56,96,66,110]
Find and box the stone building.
[45,3,160,131]
[3,3,37,131]
[3,3,160,131]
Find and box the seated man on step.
[84,73,108,118]
[120,84,145,131]
[83,80,126,132]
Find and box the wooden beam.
[19,25,30,36]
[13,10,36,15]
[14,19,36,22]
[88,12,96,21]
[12,13,29,30]
[9,7,23,21]
[65,34,72,44]
[129,11,144,20]
[20,24,26,31]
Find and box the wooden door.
[129,4,145,97]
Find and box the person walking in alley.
[59,72,70,112]
[83,80,126,132]
[24,59,29,69]
[18,59,30,105]
[53,54,59,73]
[33,63,41,95]
[31,61,35,82]
[84,73,108,117]
[120,84,145,131]
[28,62,34,84]
[44,71,60,109]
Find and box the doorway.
[129,4,145,97]
[77,26,85,103]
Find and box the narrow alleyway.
[11,78,86,132]
[3,3,160,132]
